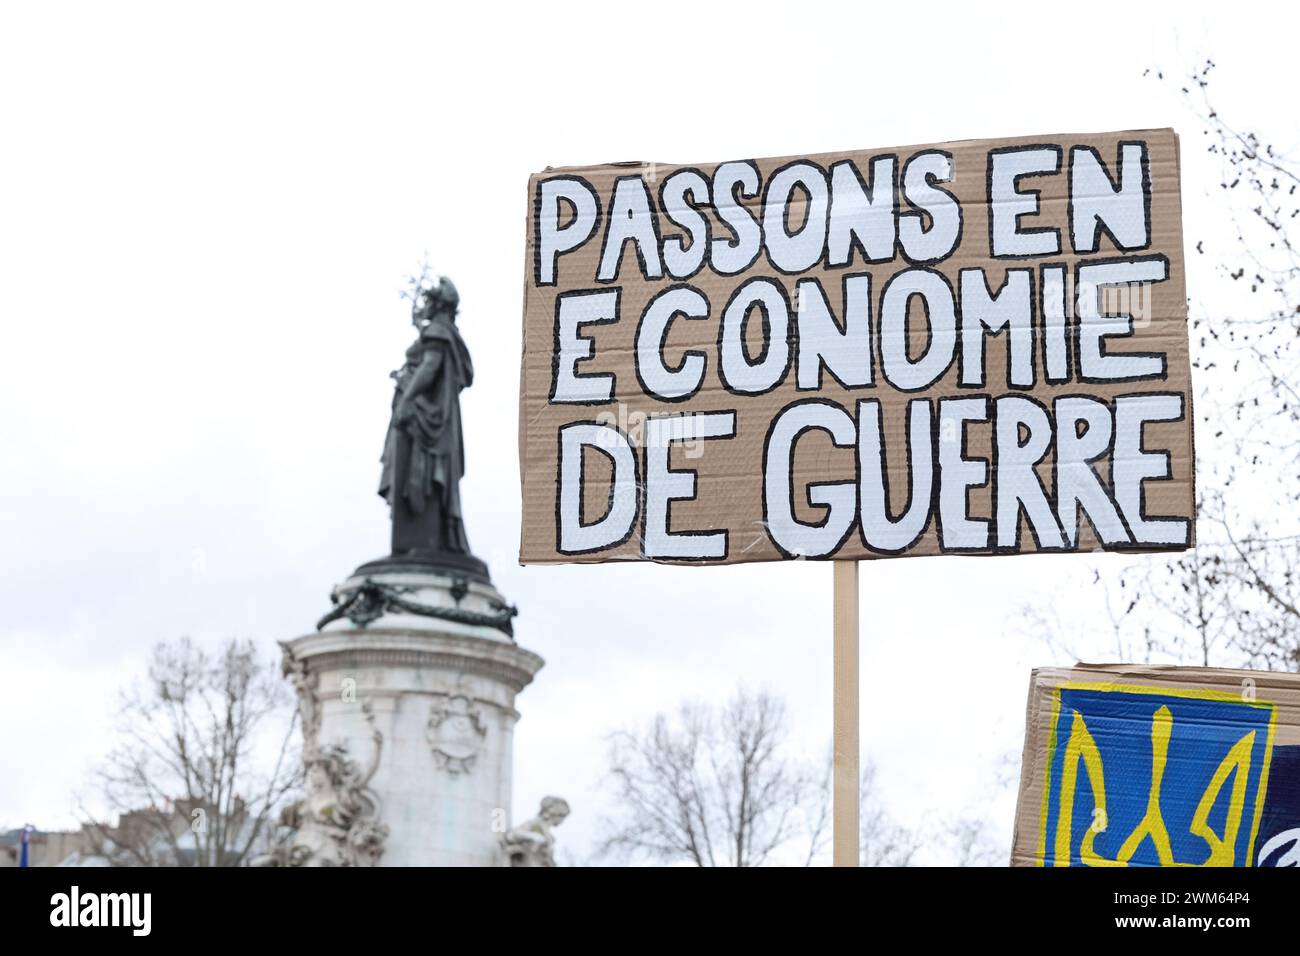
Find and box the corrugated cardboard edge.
[519,172,535,565]
[1009,665,1049,866]
[1172,129,1199,549]
[527,128,1177,182]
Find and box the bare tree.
[1031,65,1300,674]
[597,687,829,866]
[940,816,1002,868]
[598,686,934,866]
[1117,64,1300,672]
[78,637,301,866]
[858,761,921,866]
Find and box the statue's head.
[305,759,330,795]
[306,743,355,792]
[538,795,570,826]
[350,819,390,866]
[415,277,459,325]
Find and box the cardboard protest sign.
[1011,664,1300,867]
[519,129,1193,565]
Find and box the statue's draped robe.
[379,316,473,555]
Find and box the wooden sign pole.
[832,559,859,867]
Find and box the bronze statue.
[379,276,474,559]
[336,270,498,609]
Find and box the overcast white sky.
[1,1,1293,864]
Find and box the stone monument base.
[284,567,543,867]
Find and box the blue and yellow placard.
[1036,683,1276,867]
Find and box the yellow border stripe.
[1245,706,1278,867]
[1036,687,1064,866]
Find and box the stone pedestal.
[284,566,543,867]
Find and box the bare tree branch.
[597,687,828,866]
[78,637,301,866]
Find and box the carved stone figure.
[255,701,388,867]
[280,642,320,752]
[500,796,570,867]
[379,276,473,559]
